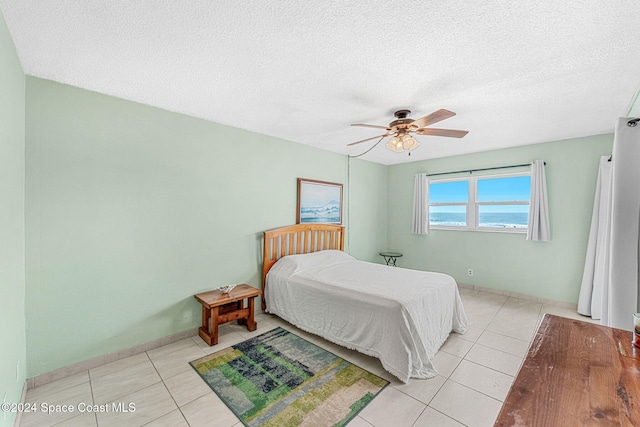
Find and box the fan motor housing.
[390,109,415,128]
[394,109,411,119]
[390,118,415,128]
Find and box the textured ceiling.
[2,1,640,165]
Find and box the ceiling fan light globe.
[401,134,418,149]
[386,137,403,153]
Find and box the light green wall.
[25,77,388,376]
[346,157,388,260]
[388,134,613,303]
[0,8,26,427]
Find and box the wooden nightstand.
[194,284,262,346]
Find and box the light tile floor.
[19,288,597,427]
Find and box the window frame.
[429,171,530,233]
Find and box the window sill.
[430,226,527,234]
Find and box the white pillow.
[272,250,354,275]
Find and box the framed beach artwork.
[296,178,343,224]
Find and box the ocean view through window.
[429,173,530,231]
[429,180,468,227]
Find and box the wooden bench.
[194,284,262,346]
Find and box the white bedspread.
[265,250,468,383]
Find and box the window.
[429,180,469,227]
[429,173,530,232]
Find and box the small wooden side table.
[194,284,262,346]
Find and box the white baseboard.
[12,381,27,427]
[458,283,578,309]
[28,327,199,389]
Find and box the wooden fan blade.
[347,134,389,146]
[411,109,456,129]
[417,128,468,138]
[351,123,390,130]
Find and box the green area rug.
[190,327,389,427]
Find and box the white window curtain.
[577,156,612,318]
[602,117,640,330]
[526,160,550,241]
[411,173,430,235]
[577,118,640,329]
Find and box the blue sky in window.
[477,176,530,202]
[429,181,468,203]
[430,176,530,213]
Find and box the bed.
[262,224,468,383]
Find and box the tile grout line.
[158,336,241,426]
[87,369,98,427]
[159,369,201,427]
[101,382,171,426]
[424,406,469,427]
[441,300,518,409]
[140,349,185,427]
[446,375,505,405]
[467,341,524,363]
[452,358,515,381]
[428,293,527,426]
[390,374,448,407]
[409,406,429,427]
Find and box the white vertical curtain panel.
[526,160,551,241]
[577,156,612,318]
[603,118,640,330]
[411,173,430,235]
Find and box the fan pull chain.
[348,135,386,158]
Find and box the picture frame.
[296,178,343,224]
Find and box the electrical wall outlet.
[467,268,474,277]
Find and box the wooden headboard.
[262,224,345,310]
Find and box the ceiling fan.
[348,109,468,154]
